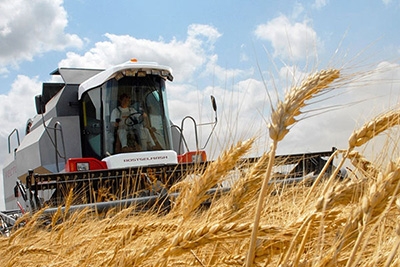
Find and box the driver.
[110,93,155,152]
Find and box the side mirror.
[14,185,19,198]
[35,95,45,114]
[211,95,217,112]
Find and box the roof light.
[123,69,137,76]
[115,72,124,80]
[130,58,138,62]
[161,70,174,81]
[151,69,161,76]
[137,71,147,77]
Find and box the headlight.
[76,162,90,171]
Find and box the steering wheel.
[125,112,144,126]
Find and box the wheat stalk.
[383,198,400,267]
[321,109,400,203]
[227,152,269,213]
[320,158,400,266]
[302,148,341,210]
[171,138,254,220]
[246,68,341,266]
[163,221,283,257]
[348,150,380,178]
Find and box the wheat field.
[1,68,400,266]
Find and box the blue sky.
[1,0,400,208]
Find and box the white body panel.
[2,155,18,210]
[2,116,82,210]
[102,150,178,169]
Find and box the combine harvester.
[0,59,336,235]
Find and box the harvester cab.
[2,59,217,213]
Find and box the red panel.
[177,151,207,163]
[66,158,108,172]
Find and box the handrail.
[7,128,20,154]
[54,121,67,172]
[171,124,189,154]
[179,116,200,153]
[176,95,218,154]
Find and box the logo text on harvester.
[123,156,168,162]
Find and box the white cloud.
[313,0,329,9]
[292,3,305,18]
[275,62,400,156]
[381,0,400,6]
[202,54,253,83]
[56,44,400,158]
[58,23,254,88]
[55,23,265,157]
[58,24,222,83]
[0,74,41,209]
[186,24,222,51]
[0,75,41,137]
[0,23,256,174]
[0,0,83,69]
[254,15,321,62]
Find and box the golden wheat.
[348,109,400,150]
[227,152,268,213]
[384,198,400,267]
[1,158,399,266]
[3,66,400,267]
[348,150,380,178]
[247,68,341,266]
[320,109,400,199]
[269,69,341,142]
[171,138,254,220]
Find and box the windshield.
[80,75,173,159]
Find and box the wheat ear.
[322,109,400,196]
[322,159,400,266]
[348,109,400,150]
[302,148,341,211]
[171,138,254,220]
[227,152,269,213]
[348,150,380,177]
[269,69,341,142]
[246,68,340,266]
[383,198,400,267]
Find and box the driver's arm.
[110,108,120,128]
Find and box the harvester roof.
[50,68,103,85]
[77,59,173,100]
